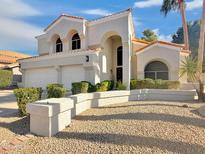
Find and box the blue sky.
[0,0,203,55]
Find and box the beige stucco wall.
[136,45,181,81]
[33,11,133,89]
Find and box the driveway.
[0,90,18,116]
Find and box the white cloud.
[0,17,42,51]
[134,0,202,10]
[186,0,203,10]
[0,0,41,18]
[0,0,42,53]
[81,9,111,16]
[134,0,162,8]
[153,29,172,42]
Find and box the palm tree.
[161,0,189,50]
[180,56,203,102]
[198,0,205,74]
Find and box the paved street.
[0,90,18,116]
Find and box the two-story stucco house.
[19,9,190,89]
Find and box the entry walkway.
[0,90,18,116]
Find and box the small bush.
[14,88,42,116]
[154,80,168,89]
[167,81,180,89]
[101,80,114,91]
[96,82,109,92]
[130,79,138,90]
[0,70,13,89]
[81,81,90,93]
[47,83,66,98]
[142,79,155,89]
[96,80,114,92]
[72,82,82,94]
[130,79,180,90]
[72,81,96,94]
[116,81,127,90]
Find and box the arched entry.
[100,32,123,82]
[144,61,168,80]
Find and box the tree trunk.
[198,0,205,74]
[179,1,189,50]
[197,0,205,102]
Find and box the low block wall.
[70,89,197,117]
[27,89,197,136]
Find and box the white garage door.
[62,65,85,89]
[25,67,57,89]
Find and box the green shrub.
[116,81,127,90]
[0,70,13,89]
[154,80,168,89]
[96,80,114,92]
[130,79,138,90]
[101,80,114,91]
[167,81,180,89]
[72,81,96,94]
[47,83,66,98]
[130,79,180,90]
[72,82,82,94]
[142,78,156,89]
[81,81,89,93]
[14,88,42,116]
[96,82,109,92]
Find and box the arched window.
[56,38,63,53]
[72,33,81,50]
[144,61,168,80]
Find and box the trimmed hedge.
[130,79,180,90]
[96,80,114,92]
[0,70,13,89]
[47,83,66,98]
[14,88,42,116]
[72,81,96,94]
[116,81,127,90]
[72,80,114,94]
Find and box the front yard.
[1,101,205,154]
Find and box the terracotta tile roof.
[132,38,150,44]
[44,14,84,32]
[0,50,30,64]
[135,41,185,53]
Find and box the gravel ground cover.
[3,101,205,154]
[0,113,29,148]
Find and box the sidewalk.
[0,90,18,116]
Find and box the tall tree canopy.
[161,0,189,50]
[141,29,158,42]
[172,20,205,70]
[172,20,201,57]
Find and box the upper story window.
[56,38,63,53]
[72,33,81,50]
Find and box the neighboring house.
[19,9,190,89]
[0,50,30,85]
